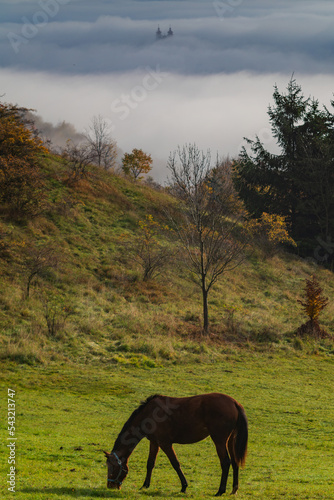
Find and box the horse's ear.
[103,451,110,458]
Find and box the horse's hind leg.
[227,436,239,494]
[141,441,159,489]
[212,439,231,496]
[231,462,239,495]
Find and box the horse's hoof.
[230,486,238,494]
[214,492,223,497]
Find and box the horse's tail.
[233,403,248,467]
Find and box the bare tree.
[62,140,93,184]
[41,290,74,337]
[127,215,172,281]
[167,145,249,334]
[85,115,117,170]
[22,245,59,299]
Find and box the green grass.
[1,352,333,499]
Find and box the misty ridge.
[28,112,125,167]
[29,113,85,150]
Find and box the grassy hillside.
[0,154,333,366]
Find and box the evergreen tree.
[234,79,334,259]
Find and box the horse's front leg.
[141,441,159,489]
[160,443,188,493]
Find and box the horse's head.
[104,451,128,489]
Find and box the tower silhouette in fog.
[156,26,173,40]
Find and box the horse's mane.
[113,394,161,451]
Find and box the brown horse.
[104,393,248,496]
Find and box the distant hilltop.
[156,26,173,40]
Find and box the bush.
[296,276,331,339]
[41,292,74,337]
[0,156,46,219]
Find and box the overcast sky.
[1,0,334,179]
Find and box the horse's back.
[175,392,240,416]
[156,392,240,418]
[149,393,240,444]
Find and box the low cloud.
[1,2,334,75]
[2,68,333,181]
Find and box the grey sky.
[1,0,333,179]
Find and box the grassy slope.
[0,154,333,367]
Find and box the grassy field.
[1,350,333,500]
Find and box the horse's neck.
[114,413,146,459]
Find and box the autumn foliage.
[248,212,296,256]
[122,148,152,180]
[0,103,48,218]
[0,104,47,160]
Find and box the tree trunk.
[26,272,37,299]
[200,232,209,334]
[202,283,209,335]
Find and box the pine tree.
[234,78,334,259]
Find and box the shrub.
[297,275,329,321]
[0,155,46,219]
[41,292,74,337]
[296,275,330,339]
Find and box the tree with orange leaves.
[0,102,47,218]
[122,148,152,180]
